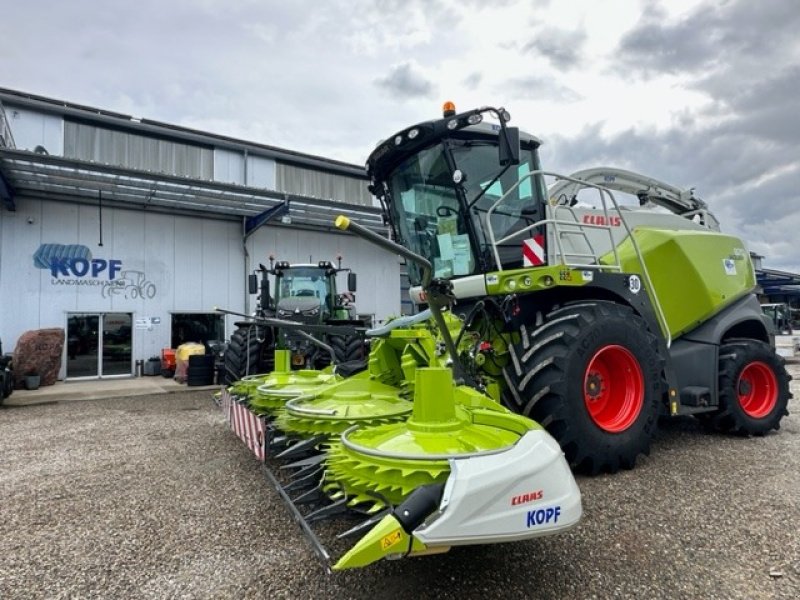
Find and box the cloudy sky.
[2,0,799,271]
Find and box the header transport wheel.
[506,301,663,475]
[711,340,791,435]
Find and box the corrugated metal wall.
[276,162,371,205]
[0,196,400,378]
[0,197,243,375]
[63,121,214,180]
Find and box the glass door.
[67,314,100,378]
[67,313,133,379]
[102,313,133,376]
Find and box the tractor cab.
[274,264,335,321]
[367,103,549,292]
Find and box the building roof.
[0,87,367,178]
[0,88,386,234]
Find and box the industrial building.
[0,88,400,380]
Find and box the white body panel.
[415,430,581,546]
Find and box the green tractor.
[223,257,365,383]
[336,102,791,475]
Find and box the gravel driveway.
[1,364,798,599]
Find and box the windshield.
[386,139,546,285]
[275,268,333,307]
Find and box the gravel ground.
[1,365,799,600]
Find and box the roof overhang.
[756,268,800,293]
[0,148,386,234]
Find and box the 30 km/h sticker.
[628,275,642,294]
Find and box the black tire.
[328,334,366,365]
[505,301,664,475]
[708,340,791,435]
[223,325,274,384]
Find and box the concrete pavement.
[1,375,220,407]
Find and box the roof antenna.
[98,190,104,247]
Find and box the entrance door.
[67,313,133,379]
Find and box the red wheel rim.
[737,361,778,418]
[583,345,644,433]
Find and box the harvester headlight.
[522,276,532,287]
[506,279,516,290]
[452,169,464,184]
[394,135,403,146]
[447,119,459,130]
[407,128,419,139]
[467,114,483,125]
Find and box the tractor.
[223,257,365,383]
[335,102,792,475]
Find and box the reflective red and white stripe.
[220,388,265,461]
[522,234,546,266]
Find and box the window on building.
[171,313,225,348]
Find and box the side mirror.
[248,274,258,294]
[347,272,357,292]
[499,126,520,166]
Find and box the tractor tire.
[708,340,791,435]
[223,325,274,384]
[505,301,663,475]
[328,334,367,365]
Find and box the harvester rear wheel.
[711,340,790,435]
[506,301,663,475]
[223,325,274,384]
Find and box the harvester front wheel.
[223,325,274,384]
[712,340,790,435]
[506,301,663,475]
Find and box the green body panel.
[607,228,754,338]
[484,264,590,296]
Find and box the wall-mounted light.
[281,215,292,224]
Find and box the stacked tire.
[187,354,215,386]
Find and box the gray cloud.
[374,63,436,99]
[522,27,587,70]
[462,72,483,90]
[617,0,800,78]
[504,75,582,103]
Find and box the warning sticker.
[381,529,403,551]
[522,235,545,267]
[723,258,737,275]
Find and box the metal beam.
[244,198,290,239]
[0,168,15,210]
